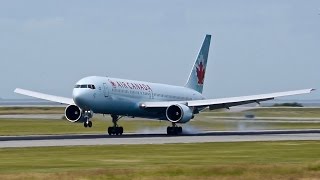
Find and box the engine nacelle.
[65,105,86,123]
[166,104,193,123]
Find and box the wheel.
[167,126,173,135]
[119,127,123,135]
[108,127,123,135]
[172,127,178,135]
[167,127,182,135]
[178,127,182,134]
[88,121,92,128]
[114,127,123,135]
[115,127,119,135]
[108,127,112,135]
[112,127,116,135]
[84,122,88,128]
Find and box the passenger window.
[80,85,87,88]
[74,85,80,88]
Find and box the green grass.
[0,107,64,115]
[0,141,320,179]
[1,117,320,136]
[1,107,320,179]
[0,107,319,135]
[205,107,320,118]
[0,118,176,135]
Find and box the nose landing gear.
[83,110,93,128]
[83,121,92,128]
[107,115,124,135]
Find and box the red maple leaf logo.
[109,80,116,87]
[196,62,205,85]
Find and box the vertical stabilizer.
[185,34,211,93]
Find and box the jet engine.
[65,105,86,123]
[165,104,193,123]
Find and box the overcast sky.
[0,0,319,100]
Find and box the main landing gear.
[83,110,93,128]
[167,123,183,135]
[107,115,124,135]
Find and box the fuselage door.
[149,89,154,99]
[103,83,109,97]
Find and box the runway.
[0,129,320,148]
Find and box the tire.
[119,127,123,135]
[114,127,122,135]
[84,122,88,128]
[178,127,182,134]
[108,127,112,135]
[173,128,178,135]
[167,126,173,135]
[88,121,92,128]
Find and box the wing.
[14,88,74,105]
[142,89,315,110]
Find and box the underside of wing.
[14,88,74,105]
[142,89,315,110]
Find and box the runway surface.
[0,129,320,148]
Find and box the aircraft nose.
[73,89,89,108]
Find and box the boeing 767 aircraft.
[15,35,314,135]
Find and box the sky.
[0,0,319,100]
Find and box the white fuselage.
[73,76,205,119]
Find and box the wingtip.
[14,88,20,93]
[14,88,25,94]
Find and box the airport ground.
[1,141,320,179]
[0,107,320,179]
[0,107,320,135]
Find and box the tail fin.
[185,34,211,93]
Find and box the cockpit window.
[88,85,96,89]
[74,84,95,89]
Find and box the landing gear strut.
[167,123,182,135]
[83,110,93,128]
[107,115,123,135]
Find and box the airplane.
[14,34,315,135]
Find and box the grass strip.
[0,141,320,179]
